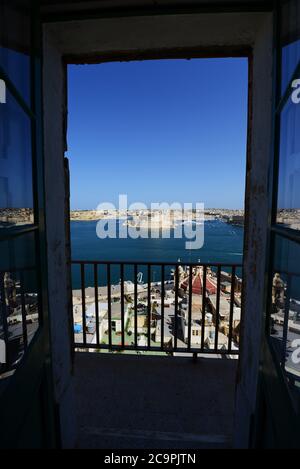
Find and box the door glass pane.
[0,231,36,272]
[281,0,300,94]
[270,235,300,411]
[0,1,31,105]
[0,87,34,226]
[0,232,40,382]
[276,86,300,229]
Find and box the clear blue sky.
[67,58,248,210]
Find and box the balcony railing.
[71,261,243,355]
[0,269,39,379]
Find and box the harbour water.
[71,219,244,289]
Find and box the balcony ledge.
[74,352,237,449]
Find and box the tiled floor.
[74,352,238,449]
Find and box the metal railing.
[71,260,243,355]
[0,268,40,377]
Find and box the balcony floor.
[74,352,238,449]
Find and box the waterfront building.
[1,0,300,450]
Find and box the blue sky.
[67,58,248,210]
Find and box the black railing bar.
[120,263,125,348]
[147,264,151,348]
[174,265,179,350]
[228,265,236,352]
[201,266,207,351]
[134,264,138,349]
[0,274,9,347]
[281,274,291,367]
[94,264,100,346]
[187,266,193,350]
[80,263,87,346]
[72,260,242,268]
[107,264,112,348]
[73,342,240,355]
[161,265,165,350]
[214,266,221,350]
[19,271,28,349]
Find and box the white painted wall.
[46,12,264,58]
[43,10,273,448]
[43,31,77,449]
[234,13,274,448]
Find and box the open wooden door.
[0,0,57,448]
[254,0,300,449]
